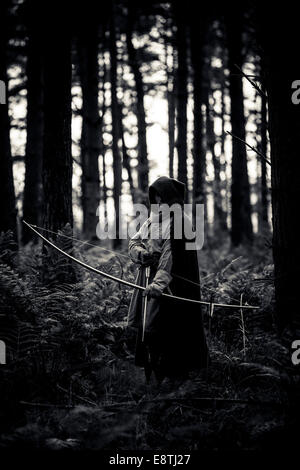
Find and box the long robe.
[127,176,209,380]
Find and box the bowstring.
[24,221,259,311]
[28,224,130,260]
[28,224,247,306]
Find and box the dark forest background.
[0,0,300,452]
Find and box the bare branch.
[20,401,73,409]
[234,64,266,98]
[226,131,271,166]
[99,396,283,410]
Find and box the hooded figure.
[127,176,209,382]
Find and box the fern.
[0,230,18,267]
[0,262,35,320]
[0,231,291,452]
[0,319,39,362]
[42,224,78,286]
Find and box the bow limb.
[23,220,143,292]
[22,221,258,310]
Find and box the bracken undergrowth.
[0,228,299,451]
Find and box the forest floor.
[0,228,299,452]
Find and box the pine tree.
[126,2,148,193]
[78,13,101,240]
[41,2,72,234]
[0,0,17,239]
[22,1,43,243]
[109,2,122,248]
[174,0,188,190]
[225,9,253,246]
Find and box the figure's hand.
[139,250,158,267]
[143,283,163,298]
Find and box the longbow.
[23,221,258,310]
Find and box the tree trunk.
[126,4,148,193]
[0,0,17,239]
[225,11,253,246]
[109,4,122,248]
[220,71,230,223]
[99,54,108,217]
[258,4,300,333]
[220,73,226,159]
[78,22,101,240]
[22,19,43,244]
[190,16,206,208]
[118,102,136,203]
[41,6,73,234]
[118,61,136,203]
[206,95,227,232]
[174,1,188,190]
[260,88,269,231]
[41,3,74,282]
[165,42,176,179]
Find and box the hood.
[149,176,185,205]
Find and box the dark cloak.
[129,176,209,380]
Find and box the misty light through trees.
[8,21,269,234]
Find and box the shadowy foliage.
[0,230,298,451]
